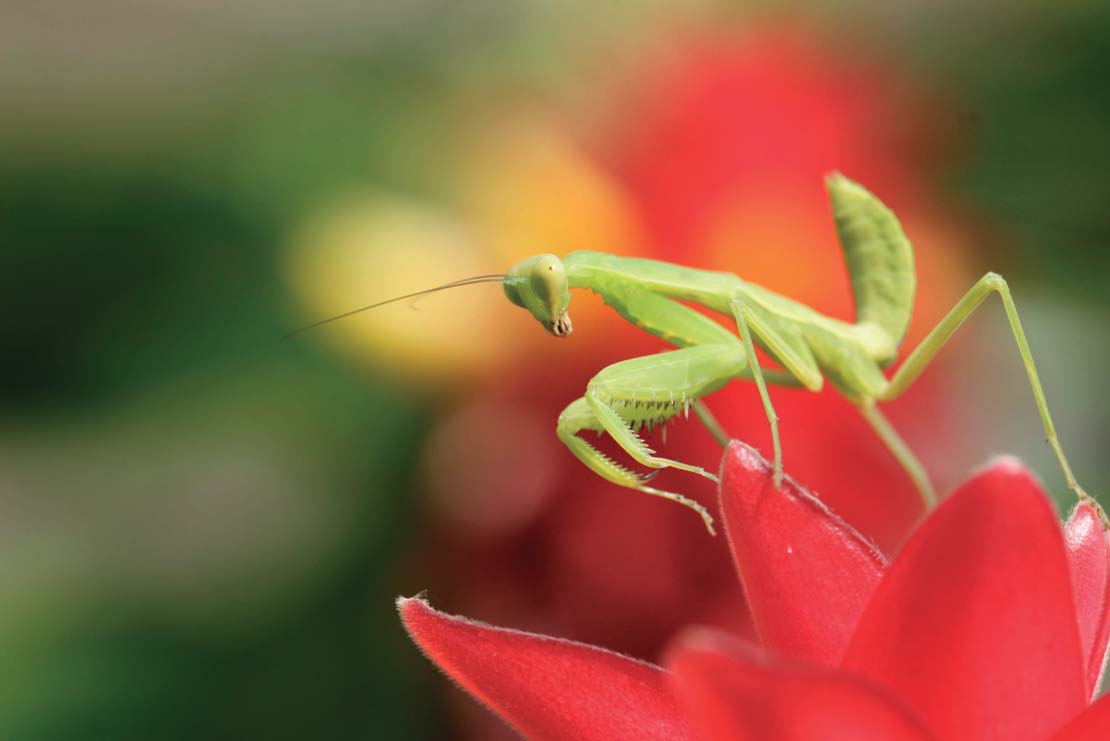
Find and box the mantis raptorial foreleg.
[876,271,1088,500]
[585,284,756,447]
[583,345,746,482]
[557,393,718,534]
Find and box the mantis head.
[503,254,573,337]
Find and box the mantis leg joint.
[983,271,1006,291]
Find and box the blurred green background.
[3,1,1108,739]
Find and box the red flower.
[709,443,1110,739]
[400,444,1110,739]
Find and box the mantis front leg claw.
[557,396,719,534]
[586,391,719,483]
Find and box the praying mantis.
[292,173,1090,534]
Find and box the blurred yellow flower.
[286,192,512,386]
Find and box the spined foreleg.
[557,396,718,534]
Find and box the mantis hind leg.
[878,272,1089,503]
[557,397,717,534]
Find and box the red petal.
[398,596,691,741]
[1050,692,1110,740]
[665,627,934,741]
[719,441,888,665]
[1065,498,1110,698]
[842,458,1087,740]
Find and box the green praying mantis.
[291,173,1091,534]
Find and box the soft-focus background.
[4,1,1109,738]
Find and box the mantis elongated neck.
[563,251,742,315]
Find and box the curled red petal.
[398,596,691,741]
[843,458,1087,741]
[665,627,934,741]
[719,441,888,665]
[1065,498,1110,698]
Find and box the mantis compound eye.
[550,313,573,337]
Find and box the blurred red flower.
[401,445,1110,740]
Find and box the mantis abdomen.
[828,173,917,355]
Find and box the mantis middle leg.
[730,298,825,488]
[876,271,1089,501]
[692,399,729,449]
[694,372,806,450]
[857,401,937,508]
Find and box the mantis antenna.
[283,274,507,340]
